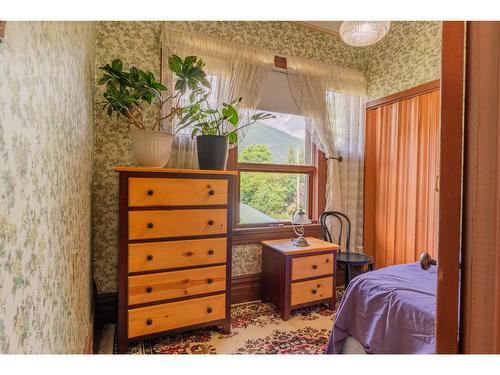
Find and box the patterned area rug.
[106,290,342,354]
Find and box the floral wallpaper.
[0,22,95,353]
[92,21,364,293]
[92,21,442,293]
[364,21,442,99]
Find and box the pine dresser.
[115,167,237,353]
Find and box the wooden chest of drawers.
[116,167,236,353]
[261,237,340,321]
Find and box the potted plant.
[98,55,210,167]
[177,91,275,170]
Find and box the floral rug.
[102,290,342,355]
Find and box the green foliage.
[99,54,274,145]
[178,94,275,145]
[239,144,272,163]
[239,144,307,221]
[98,55,210,130]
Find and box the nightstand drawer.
[128,209,227,240]
[128,294,226,338]
[291,253,334,280]
[290,277,333,306]
[128,265,226,305]
[128,238,227,273]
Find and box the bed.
[326,261,437,354]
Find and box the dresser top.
[115,166,238,176]
[262,237,341,255]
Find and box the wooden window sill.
[233,223,323,245]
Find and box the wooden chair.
[319,211,374,287]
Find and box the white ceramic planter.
[130,129,174,167]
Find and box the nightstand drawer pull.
[146,319,153,326]
[147,190,154,196]
[146,287,153,293]
[208,190,215,196]
[312,289,317,294]
[208,220,214,226]
[208,249,214,255]
[207,307,213,313]
[185,251,193,257]
[207,278,213,284]
[146,255,153,261]
[147,222,154,229]
[312,264,318,269]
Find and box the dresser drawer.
[128,238,227,273]
[291,253,334,281]
[128,209,227,240]
[128,265,226,305]
[128,294,226,338]
[128,178,228,207]
[290,277,333,306]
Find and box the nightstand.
[261,237,340,321]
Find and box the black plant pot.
[196,135,229,170]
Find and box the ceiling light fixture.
[339,21,391,47]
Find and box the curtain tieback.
[327,155,343,162]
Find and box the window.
[236,111,315,225]
[230,68,324,229]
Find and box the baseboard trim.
[95,292,119,326]
[231,273,262,304]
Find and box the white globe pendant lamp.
[340,21,391,47]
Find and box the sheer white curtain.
[327,93,367,247]
[160,26,274,168]
[287,57,367,249]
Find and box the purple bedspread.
[326,262,437,354]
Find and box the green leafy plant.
[176,89,275,144]
[98,55,211,130]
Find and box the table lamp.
[291,208,311,247]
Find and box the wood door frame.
[435,21,466,354]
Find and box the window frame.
[224,55,326,244]
[228,146,327,245]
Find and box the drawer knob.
[312,264,318,270]
[207,278,213,284]
[208,220,214,226]
[185,251,193,257]
[208,190,215,196]
[146,255,153,261]
[146,287,153,293]
[147,190,154,196]
[208,249,214,255]
[312,289,317,295]
[147,222,154,229]
[146,319,153,325]
[207,307,213,313]
[326,258,329,263]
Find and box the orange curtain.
[364,89,440,269]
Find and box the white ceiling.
[297,21,344,35]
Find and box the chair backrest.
[319,211,351,253]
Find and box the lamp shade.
[292,209,312,225]
[340,21,391,47]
